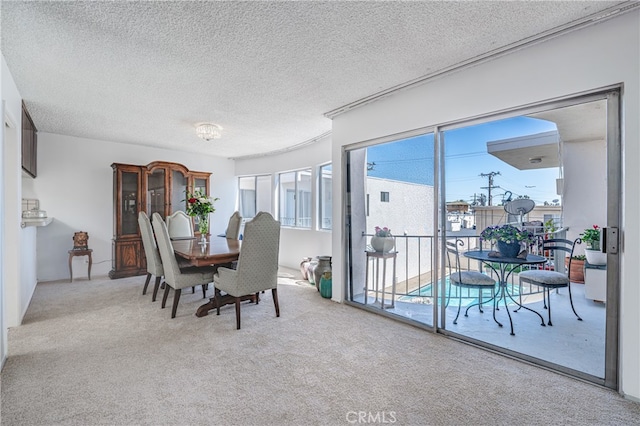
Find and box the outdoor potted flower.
[480,224,535,258]
[184,189,219,242]
[371,226,394,252]
[581,225,606,265]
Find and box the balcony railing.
[359,232,553,306]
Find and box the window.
[279,169,311,228]
[381,191,390,202]
[319,164,332,230]
[238,175,272,219]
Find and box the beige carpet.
[1,269,639,426]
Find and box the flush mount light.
[529,157,542,164]
[195,123,223,141]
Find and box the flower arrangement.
[480,224,535,245]
[184,189,218,218]
[374,226,392,237]
[580,225,601,250]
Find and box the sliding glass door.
[344,89,620,389]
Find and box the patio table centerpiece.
[480,224,535,258]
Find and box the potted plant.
[580,225,606,265]
[371,226,395,252]
[565,254,586,284]
[480,224,535,258]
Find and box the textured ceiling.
[0,1,629,159]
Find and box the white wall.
[562,139,607,251]
[27,132,237,281]
[331,12,640,399]
[2,56,25,331]
[235,136,332,270]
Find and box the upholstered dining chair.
[166,210,193,239]
[446,238,497,324]
[225,211,243,240]
[138,211,164,301]
[152,213,215,318]
[213,211,281,329]
[519,238,583,326]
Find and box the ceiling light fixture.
[195,123,223,141]
[529,157,542,164]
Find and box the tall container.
[313,256,332,292]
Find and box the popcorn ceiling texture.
[1,1,621,158]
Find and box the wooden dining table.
[171,235,250,317]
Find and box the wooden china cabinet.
[109,161,211,279]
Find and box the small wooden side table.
[68,249,93,282]
[364,250,397,309]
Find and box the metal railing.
[358,232,550,305]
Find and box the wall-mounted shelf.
[21,217,54,228]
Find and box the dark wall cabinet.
[109,161,211,279]
[21,101,37,178]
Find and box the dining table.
[171,235,249,317]
[463,249,547,335]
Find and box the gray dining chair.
[225,211,243,240]
[519,238,582,326]
[138,211,164,301]
[166,210,193,239]
[213,211,281,329]
[152,213,215,318]
[446,238,497,324]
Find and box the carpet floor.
[1,269,639,425]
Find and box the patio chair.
[138,211,164,301]
[446,238,497,324]
[213,212,281,329]
[152,213,215,318]
[518,238,582,326]
[166,210,193,239]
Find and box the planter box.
[565,258,585,284]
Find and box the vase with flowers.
[371,226,395,253]
[184,189,219,244]
[581,225,606,265]
[480,224,535,258]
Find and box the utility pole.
[480,171,501,206]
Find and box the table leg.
[196,293,256,317]
[87,252,92,280]
[364,257,369,305]
[374,258,380,303]
[68,253,73,283]
[381,256,387,309]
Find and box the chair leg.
[202,284,208,299]
[161,285,170,308]
[235,297,241,329]
[567,283,583,321]
[171,289,182,319]
[454,290,462,324]
[142,273,152,295]
[255,292,260,304]
[192,286,195,294]
[478,290,484,314]
[215,289,222,315]
[152,277,162,302]
[272,288,280,317]
[546,288,553,326]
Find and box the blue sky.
[366,116,561,205]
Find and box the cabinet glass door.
[194,177,207,194]
[147,169,166,219]
[121,171,139,235]
[171,170,188,214]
